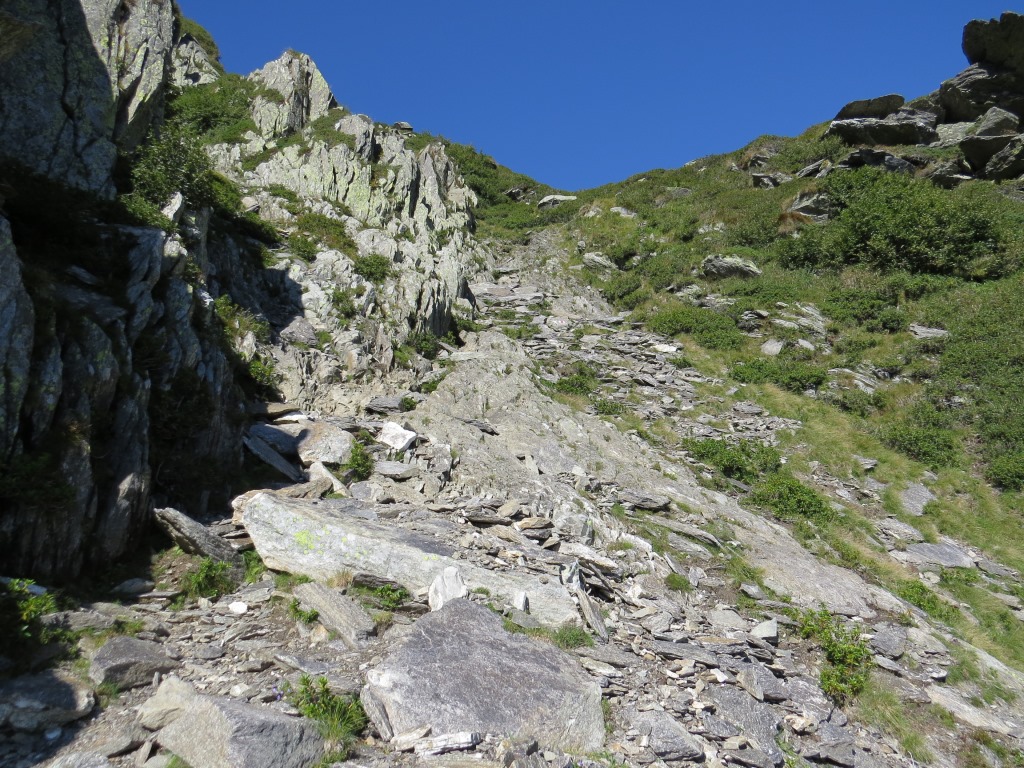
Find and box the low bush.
[750,473,836,524]
[731,357,828,392]
[287,674,366,760]
[343,442,374,481]
[180,558,235,600]
[797,608,872,703]
[681,438,781,484]
[644,302,745,349]
[352,253,393,282]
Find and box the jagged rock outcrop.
[0,0,175,195]
[249,51,337,138]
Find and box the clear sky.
[176,1,1022,191]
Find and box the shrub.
[408,330,441,360]
[777,169,1012,278]
[166,75,260,145]
[644,302,744,349]
[330,288,359,318]
[797,608,872,703]
[352,253,393,282]
[343,442,374,481]
[750,473,836,524]
[295,213,356,254]
[287,674,366,759]
[552,624,593,649]
[986,451,1024,490]
[681,438,781,483]
[129,124,215,209]
[665,573,692,593]
[879,400,960,469]
[288,234,318,262]
[593,399,627,415]
[731,357,828,392]
[0,579,59,661]
[894,580,962,625]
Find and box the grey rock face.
[0,671,95,731]
[625,708,704,762]
[0,0,174,194]
[939,64,1024,123]
[701,254,762,279]
[704,685,783,766]
[826,110,938,146]
[984,134,1024,179]
[241,492,578,625]
[154,507,241,564]
[963,12,1024,79]
[157,695,325,768]
[137,676,198,730]
[834,94,905,120]
[291,582,376,648]
[89,636,179,689]
[170,34,220,88]
[362,600,604,752]
[0,217,33,459]
[900,482,935,516]
[248,51,337,138]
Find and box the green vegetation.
[342,442,374,481]
[177,15,222,69]
[0,579,59,662]
[750,473,837,525]
[294,213,356,254]
[352,253,393,282]
[287,674,366,761]
[288,598,320,624]
[797,608,872,703]
[242,550,267,583]
[731,357,828,392]
[680,438,781,484]
[503,619,594,649]
[665,573,692,593]
[852,678,935,763]
[779,168,1022,278]
[179,558,236,601]
[642,301,745,350]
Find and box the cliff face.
[0,2,486,578]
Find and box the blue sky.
[177,1,1021,191]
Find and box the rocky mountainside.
[3,5,1024,768]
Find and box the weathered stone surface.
[963,12,1024,79]
[0,671,95,731]
[89,637,179,689]
[617,489,671,510]
[705,685,783,766]
[651,641,719,667]
[137,676,198,730]
[826,110,938,146]
[428,566,469,611]
[153,507,241,564]
[927,685,1024,737]
[701,254,762,279]
[295,419,354,466]
[376,422,417,452]
[248,51,337,138]
[985,134,1024,180]
[241,493,578,625]
[48,753,113,768]
[0,0,174,193]
[374,460,420,480]
[362,600,604,751]
[869,624,907,660]
[897,539,975,569]
[170,33,220,88]
[625,708,704,761]
[900,482,935,517]
[157,695,325,768]
[538,194,577,209]
[835,94,905,120]
[940,64,1024,123]
[292,582,376,648]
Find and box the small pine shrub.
[408,331,441,360]
[797,608,872,703]
[343,442,374,481]
[287,674,366,759]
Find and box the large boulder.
[826,109,938,146]
[0,671,95,731]
[834,94,904,120]
[963,12,1024,80]
[939,64,1024,123]
[241,492,579,626]
[89,636,179,689]
[362,600,604,752]
[701,254,762,279]
[984,134,1024,179]
[157,696,325,768]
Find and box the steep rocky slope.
[3,5,1024,768]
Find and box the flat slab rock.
[625,708,704,761]
[241,492,578,626]
[292,582,375,649]
[89,636,179,689]
[362,599,604,752]
[157,695,324,768]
